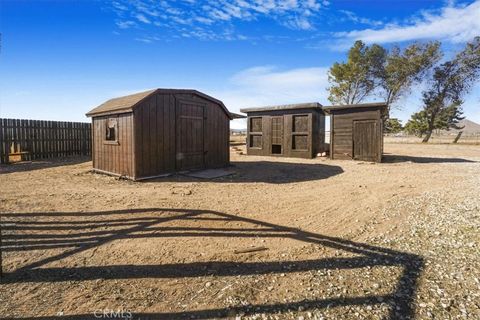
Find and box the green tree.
[379,41,442,116]
[404,111,429,137]
[405,104,464,138]
[418,37,480,143]
[384,118,403,134]
[327,41,386,105]
[327,40,441,119]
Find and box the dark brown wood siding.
[330,107,382,162]
[173,93,229,169]
[133,93,176,178]
[133,92,229,179]
[312,111,326,155]
[245,108,324,159]
[92,113,134,178]
[204,97,230,168]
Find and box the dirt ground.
[0,139,479,320]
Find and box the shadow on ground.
[149,161,344,184]
[1,157,343,184]
[383,154,476,164]
[1,208,423,319]
[0,157,90,174]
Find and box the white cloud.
[338,10,383,27]
[135,13,151,24]
[334,0,480,49]
[213,65,329,110]
[230,66,328,91]
[111,0,329,41]
[134,35,161,43]
[210,65,329,129]
[116,20,136,29]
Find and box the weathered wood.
[329,106,384,162]
[92,113,134,178]
[0,215,3,278]
[244,108,325,159]
[353,120,378,161]
[0,119,4,164]
[176,99,205,170]
[92,91,229,180]
[0,118,91,164]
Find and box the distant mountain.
[440,119,480,135]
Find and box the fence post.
[0,213,2,279]
[0,118,3,164]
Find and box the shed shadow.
[383,154,476,164]
[149,161,344,184]
[230,161,343,183]
[1,208,422,319]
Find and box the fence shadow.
[1,208,423,319]
[0,156,90,174]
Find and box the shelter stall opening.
[240,103,326,159]
[86,89,233,180]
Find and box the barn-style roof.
[86,88,233,119]
[240,102,322,113]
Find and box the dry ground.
[0,140,479,320]
[384,136,480,145]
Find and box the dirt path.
[0,142,479,319]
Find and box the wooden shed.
[86,89,232,180]
[240,103,326,159]
[324,102,387,162]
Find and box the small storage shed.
[324,102,387,162]
[240,103,326,159]
[86,89,232,180]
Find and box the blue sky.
[0,0,479,129]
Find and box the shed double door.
[176,100,205,171]
[353,120,378,162]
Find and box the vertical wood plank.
[157,94,164,173]
[0,118,90,162]
[0,119,4,164]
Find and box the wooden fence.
[0,118,91,164]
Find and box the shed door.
[353,120,378,162]
[176,100,205,170]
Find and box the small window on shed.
[292,135,308,150]
[105,118,118,142]
[250,135,262,148]
[293,115,308,133]
[249,116,263,149]
[292,114,309,151]
[250,117,263,133]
